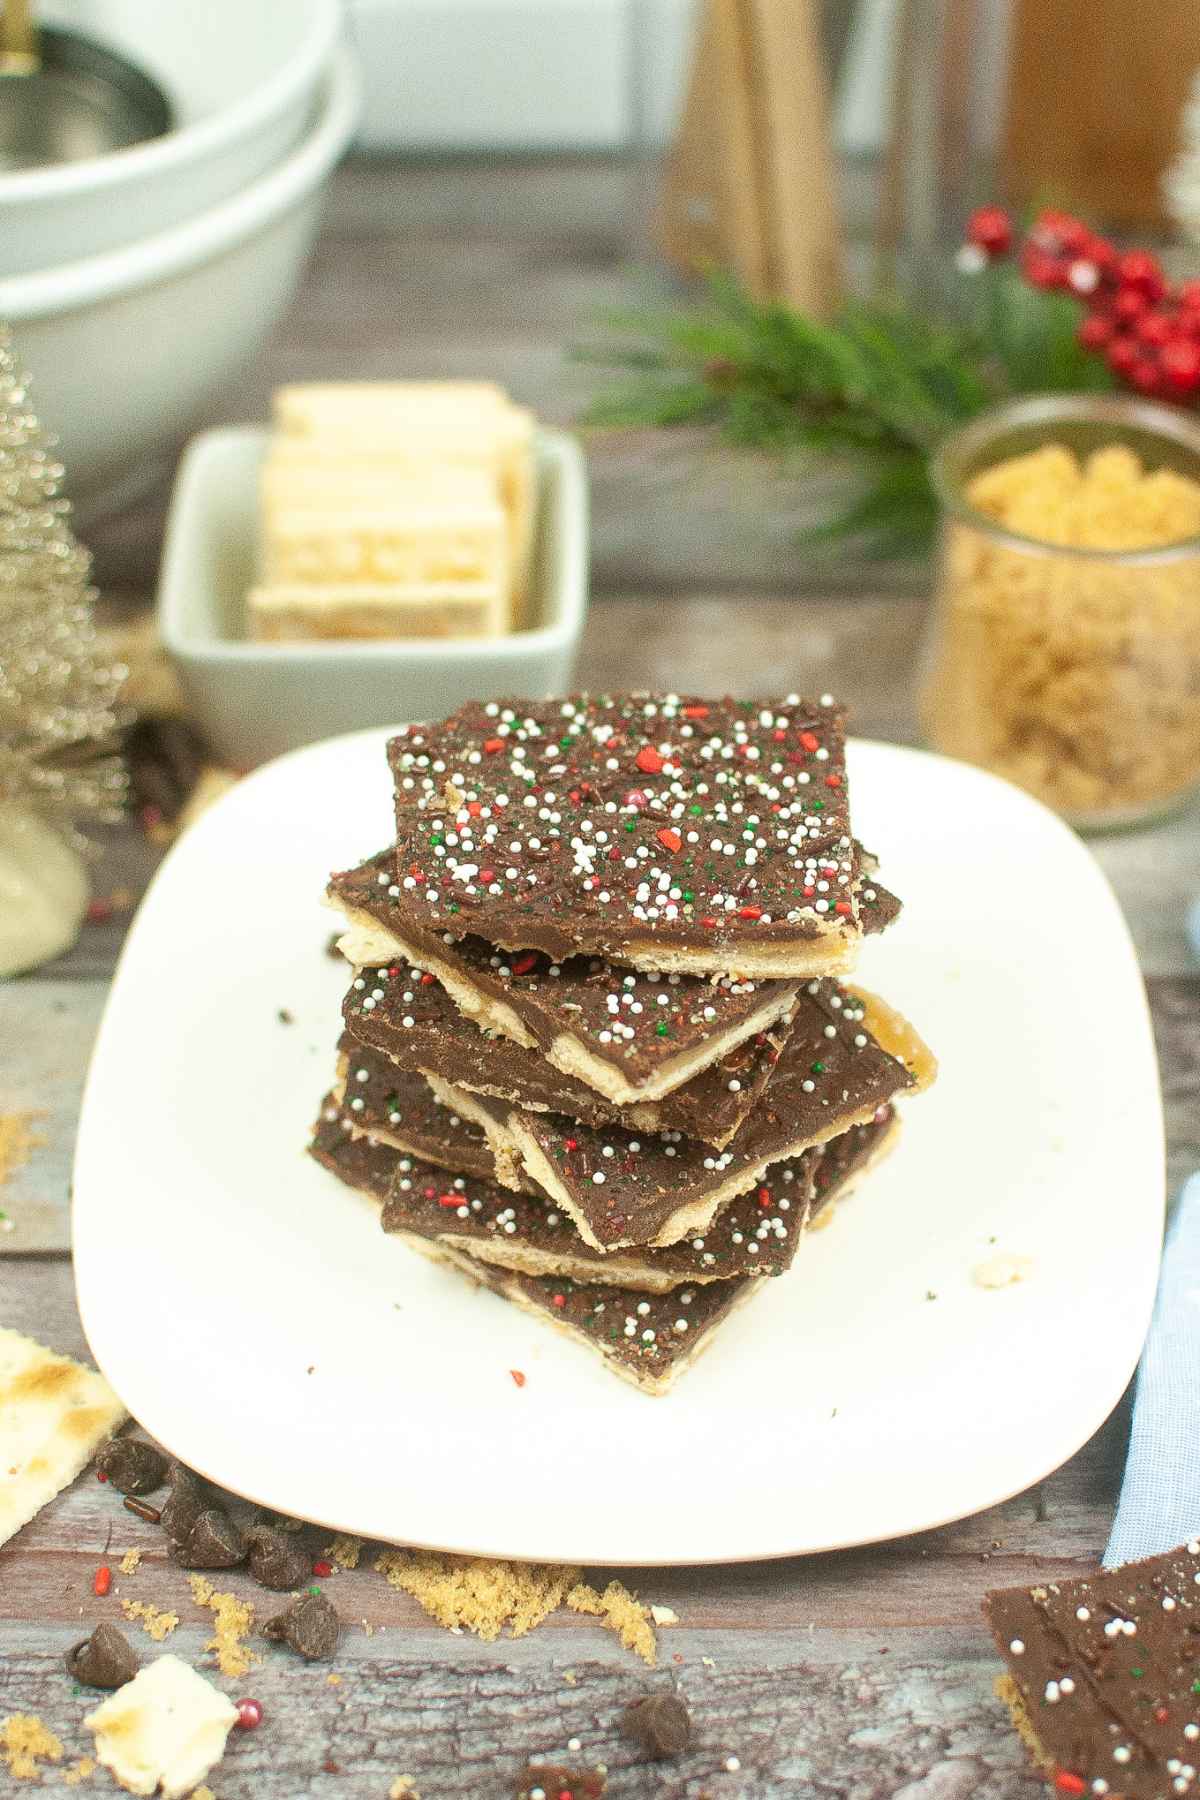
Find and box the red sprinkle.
[420,971,436,984]
[657,828,682,854]
[96,1470,108,1483]
[235,1698,263,1731]
[312,1559,333,1578]
[466,801,482,816]
[758,1187,772,1209]
[799,731,820,752]
[564,1138,578,1152]
[478,870,495,886]
[682,703,709,719]
[509,1369,526,1388]
[1054,1774,1086,1796]
[483,737,504,754]
[1154,1705,1170,1724]
[93,1565,112,1597]
[635,746,664,774]
[437,1193,460,1208]
[551,1294,566,1309]
[835,900,852,916]
[85,899,112,924]
[510,952,538,976]
[738,905,763,921]
[700,916,717,929]
[825,773,842,788]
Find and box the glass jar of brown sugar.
[920,394,1200,830]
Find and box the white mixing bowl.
[1,45,360,513]
[1,0,341,276]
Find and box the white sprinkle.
[1009,1638,1025,1654]
[567,1738,581,1752]
[725,1758,741,1773]
[591,1171,605,1185]
[1113,1748,1131,1765]
[1076,1606,1090,1621]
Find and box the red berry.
[1032,208,1090,256]
[1130,356,1164,395]
[235,1698,263,1730]
[1114,287,1150,325]
[1083,234,1120,281]
[1179,279,1200,311]
[1021,247,1067,290]
[1107,336,1138,376]
[1161,339,1200,393]
[1136,310,1174,347]
[964,204,1012,256]
[1077,314,1114,351]
[1118,249,1166,301]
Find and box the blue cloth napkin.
[1104,1172,1200,1567]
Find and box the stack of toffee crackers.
[249,381,535,644]
[311,693,935,1393]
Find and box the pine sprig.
[578,263,1114,556]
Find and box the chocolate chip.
[170,1508,246,1569]
[66,1623,138,1689]
[622,1692,692,1758]
[262,1591,340,1661]
[245,1527,310,1591]
[159,1462,208,1544]
[96,1438,168,1496]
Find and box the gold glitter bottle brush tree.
[0,327,126,978]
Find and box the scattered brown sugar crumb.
[120,1599,178,1642]
[188,1575,259,1678]
[1,1714,64,1780]
[389,1779,420,1799]
[0,1112,43,1187]
[567,1580,658,1666]
[61,1755,96,1786]
[323,1534,362,1570]
[375,1549,580,1642]
[118,1549,141,1576]
[192,1789,216,1800]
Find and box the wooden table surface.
[3,156,1200,1799]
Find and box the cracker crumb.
[62,1757,96,1787]
[566,1580,658,1666]
[1,1714,64,1780]
[121,1599,179,1641]
[650,1605,679,1626]
[324,1534,362,1570]
[389,1779,419,1799]
[119,1550,141,1576]
[192,1789,216,1800]
[0,1112,44,1188]
[701,1656,716,1667]
[188,1575,259,1678]
[375,1549,579,1642]
[326,1674,341,1687]
[563,1669,577,1686]
[972,1253,1035,1290]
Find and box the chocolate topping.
[623,1693,693,1758]
[385,693,859,970]
[66,1622,139,1689]
[985,1539,1200,1800]
[170,1508,247,1570]
[96,1437,168,1496]
[262,1591,340,1661]
[334,1035,499,1182]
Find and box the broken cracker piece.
[0,1713,64,1780]
[85,1655,237,1799]
[567,1580,658,1666]
[375,1548,579,1642]
[0,1327,126,1548]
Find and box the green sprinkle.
[655,1022,670,1037]
[689,804,703,815]
[811,800,825,812]
[682,889,694,902]
[811,1061,825,1074]
[430,832,443,844]
[309,1585,321,1595]
[1132,1666,1144,1678]
[625,820,636,832]
[1193,1679,1200,1695]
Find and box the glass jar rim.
[930,393,1200,563]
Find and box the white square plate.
[73,730,1163,1566]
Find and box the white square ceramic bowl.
[158,424,588,767]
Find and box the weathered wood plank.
[0,982,107,1252]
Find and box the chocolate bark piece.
[401,1226,759,1396]
[461,980,922,1250]
[984,1539,1200,1800]
[338,936,793,1149]
[309,1091,898,1293]
[330,853,800,1109]
[332,1036,508,1184]
[385,693,860,977]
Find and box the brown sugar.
[121,1599,179,1642]
[923,442,1200,818]
[566,1579,658,1666]
[374,1549,579,1641]
[188,1575,258,1678]
[0,1714,64,1780]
